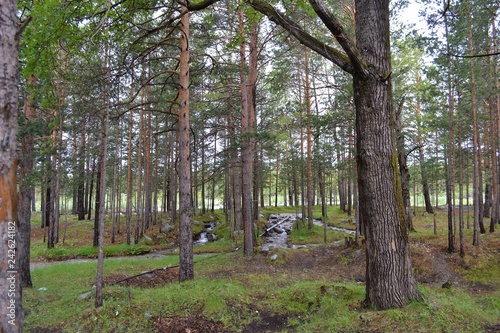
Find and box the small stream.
[260,213,356,251]
[194,222,217,245]
[31,222,218,270]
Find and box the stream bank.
[260,213,356,252]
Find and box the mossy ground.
[25,206,500,332]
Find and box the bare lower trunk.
[126,108,133,245]
[305,48,313,230]
[240,8,258,256]
[0,2,24,329]
[18,74,36,288]
[354,0,422,309]
[178,6,194,281]
[395,98,413,232]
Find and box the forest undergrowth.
[24,206,500,333]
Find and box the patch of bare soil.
[485,324,500,332]
[153,315,227,333]
[279,244,366,283]
[102,267,179,288]
[242,310,296,333]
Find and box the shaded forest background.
[17,0,500,255]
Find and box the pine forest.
[0,0,500,332]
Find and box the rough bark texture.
[305,49,314,230]
[0,1,24,330]
[240,8,258,256]
[395,99,413,232]
[178,7,194,281]
[353,0,422,309]
[18,74,36,289]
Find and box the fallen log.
[108,265,180,286]
[259,216,291,237]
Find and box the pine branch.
[247,0,354,74]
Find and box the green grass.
[25,252,500,333]
[25,205,500,332]
[289,223,347,245]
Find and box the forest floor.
[24,206,500,333]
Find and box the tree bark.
[415,75,434,214]
[492,10,500,231]
[96,42,110,307]
[444,3,456,253]
[395,98,413,232]
[77,119,86,220]
[353,0,422,309]
[469,17,481,246]
[135,107,144,244]
[240,7,258,256]
[18,74,36,289]
[0,1,24,329]
[126,108,133,245]
[487,12,498,232]
[178,6,194,281]
[305,48,314,230]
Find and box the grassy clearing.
[25,206,500,332]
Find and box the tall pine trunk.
[178,6,194,281]
[305,48,314,230]
[416,75,433,214]
[95,45,110,307]
[18,74,36,289]
[353,0,422,309]
[0,2,24,329]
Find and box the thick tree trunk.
[178,6,194,281]
[240,8,258,256]
[0,2,24,329]
[354,0,422,309]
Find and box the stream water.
[260,213,356,252]
[194,222,217,245]
[31,223,218,270]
